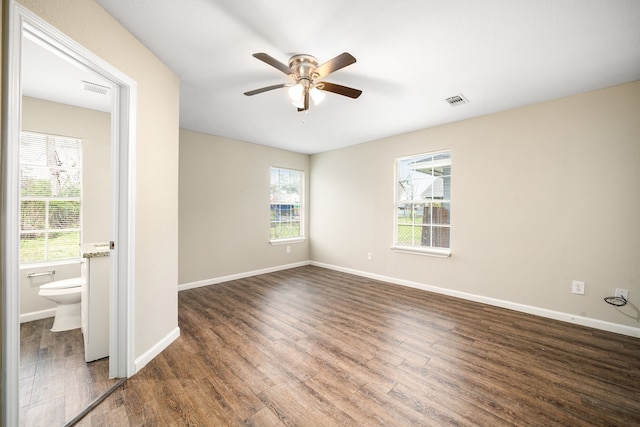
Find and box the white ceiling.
[22,33,113,113]
[30,0,640,154]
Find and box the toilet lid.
[40,277,86,290]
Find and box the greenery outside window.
[270,167,303,242]
[394,150,451,256]
[20,132,82,264]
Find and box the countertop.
[81,242,111,258]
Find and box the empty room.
[2,0,640,426]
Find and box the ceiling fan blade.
[252,53,292,75]
[244,83,288,96]
[313,52,356,79]
[317,82,362,99]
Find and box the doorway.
[2,3,136,425]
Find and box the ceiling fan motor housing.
[289,54,318,85]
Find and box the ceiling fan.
[244,52,362,112]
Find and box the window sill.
[19,258,84,269]
[270,237,306,245]
[391,245,451,258]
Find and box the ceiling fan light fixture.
[288,83,304,101]
[310,86,325,105]
[291,98,305,109]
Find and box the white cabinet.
[81,249,110,362]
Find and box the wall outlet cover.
[615,288,629,300]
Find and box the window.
[20,132,82,263]
[270,167,303,241]
[394,150,451,255]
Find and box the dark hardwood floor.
[19,317,119,426]
[70,266,640,426]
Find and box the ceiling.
[22,33,113,113]
[26,0,640,154]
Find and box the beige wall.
[17,0,180,358]
[19,96,110,316]
[179,129,310,285]
[310,81,640,329]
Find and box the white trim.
[311,261,640,339]
[134,327,180,373]
[19,258,84,270]
[2,3,25,425]
[391,246,451,258]
[269,237,306,245]
[178,261,311,292]
[109,65,138,379]
[395,148,452,163]
[20,308,56,324]
[3,5,137,424]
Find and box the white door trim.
[2,3,137,425]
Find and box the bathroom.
[19,91,111,332]
[19,33,115,420]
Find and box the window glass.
[270,167,303,240]
[395,151,451,251]
[20,132,82,263]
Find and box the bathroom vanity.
[81,242,110,362]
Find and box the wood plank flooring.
[73,266,640,426]
[19,317,119,426]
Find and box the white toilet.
[38,277,85,332]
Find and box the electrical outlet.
[286,246,291,254]
[572,280,585,295]
[367,252,373,261]
[615,288,629,300]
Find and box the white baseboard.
[134,326,180,373]
[20,308,56,323]
[22,310,182,374]
[178,261,312,292]
[311,261,640,338]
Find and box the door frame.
[2,3,137,425]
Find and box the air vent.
[444,94,468,107]
[82,80,111,96]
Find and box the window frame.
[19,131,83,264]
[269,166,305,244]
[392,149,452,258]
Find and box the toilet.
[38,277,85,332]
